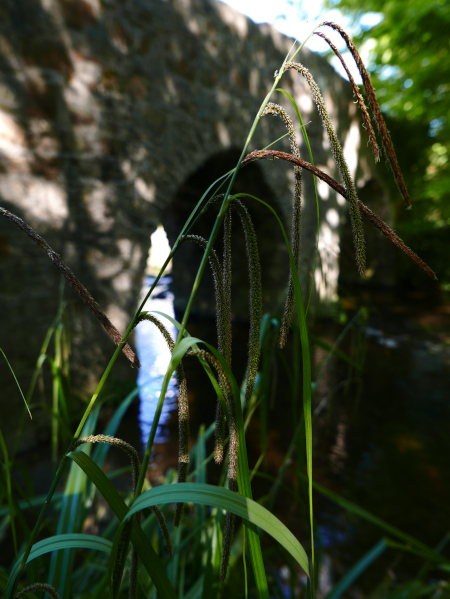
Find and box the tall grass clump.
[0,23,442,599]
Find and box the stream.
[135,277,450,590]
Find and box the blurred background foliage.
[324,0,450,289]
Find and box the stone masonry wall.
[0,0,388,450]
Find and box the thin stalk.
[134,28,321,496]
[12,27,323,598]
[135,43,292,498]
[129,32,324,599]
[0,429,17,559]
[242,150,436,279]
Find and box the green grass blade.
[324,540,386,599]
[0,493,65,518]
[0,348,32,419]
[309,335,361,373]
[67,451,177,599]
[232,193,314,581]
[126,483,310,577]
[0,428,18,559]
[301,474,441,560]
[185,576,204,599]
[6,534,113,599]
[47,405,101,598]
[384,539,450,565]
[312,310,364,387]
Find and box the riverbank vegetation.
[0,21,446,599]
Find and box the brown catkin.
[231,199,262,402]
[0,207,139,367]
[262,102,302,347]
[314,31,380,162]
[284,63,366,276]
[241,150,436,280]
[320,22,411,207]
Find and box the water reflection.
[135,275,178,448]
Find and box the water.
[134,284,450,590]
[135,275,179,447]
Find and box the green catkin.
[188,348,238,581]
[222,209,233,367]
[187,350,237,484]
[314,31,380,163]
[72,436,139,598]
[15,584,60,599]
[184,235,226,359]
[74,435,140,489]
[174,373,189,527]
[215,208,233,463]
[112,521,132,598]
[230,200,263,403]
[285,62,366,276]
[135,313,189,528]
[214,399,225,464]
[261,103,302,348]
[320,22,411,207]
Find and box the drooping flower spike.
[284,62,366,276]
[262,102,302,348]
[320,22,411,207]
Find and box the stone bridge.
[0,0,390,449]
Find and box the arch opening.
[163,149,290,322]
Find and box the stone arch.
[161,148,290,321]
[0,0,386,449]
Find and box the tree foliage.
[326,0,450,285]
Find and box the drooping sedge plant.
[284,61,366,277]
[313,31,380,163]
[133,309,240,579]
[320,21,411,207]
[3,22,438,599]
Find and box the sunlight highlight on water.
[135,274,178,448]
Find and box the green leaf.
[231,192,315,580]
[0,347,32,419]
[0,428,18,559]
[6,534,113,598]
[125,483,310,577]
[67,450,177,599]
[324,540,386,599]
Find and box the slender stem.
[134,30,322,495]
[13,27,322,597]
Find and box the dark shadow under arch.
[163,149,290,323]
